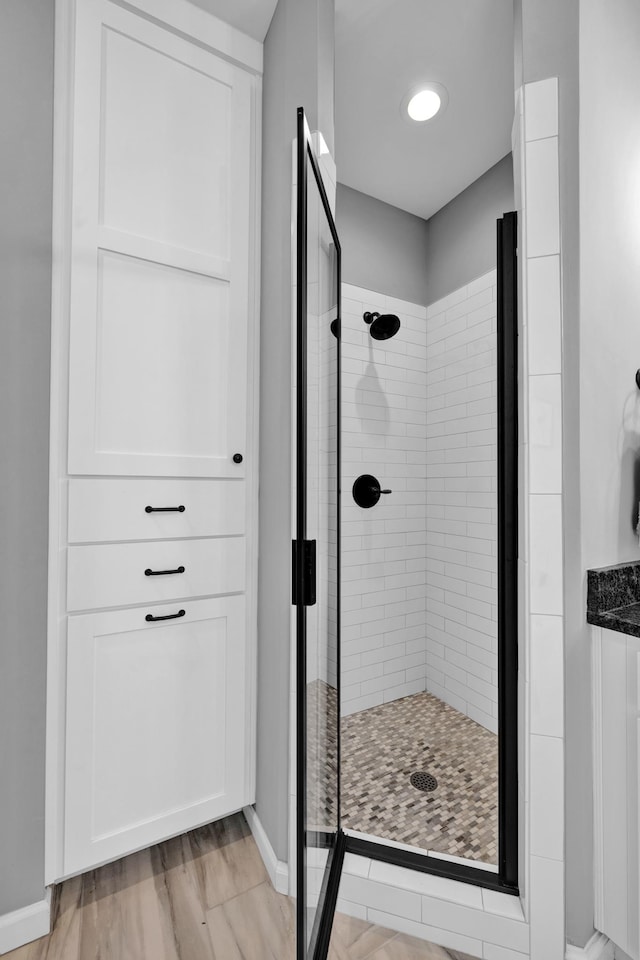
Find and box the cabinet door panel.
[601,632,630,951]
[100,23,232,260]
[64,597,246,875]
[67,1,251,477]
[94,252,233,461]
[625,645,640,960]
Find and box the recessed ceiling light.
[407,89,441,122]
[401,82,449,126]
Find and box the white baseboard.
[0,893,51,955]
[243,805,289,896]
[566,932,614,960]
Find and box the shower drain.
[410,771,438,793]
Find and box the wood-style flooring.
[4,813,476,960]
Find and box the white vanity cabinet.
[47,0,261,882]
[593,626,640,960]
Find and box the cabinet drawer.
[68,478,245,543]
[67,537,245,612]
[64,596,247,875]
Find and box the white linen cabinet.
[46,0,261,881]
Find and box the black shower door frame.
[344,212,520,896]
[294,106,346,960]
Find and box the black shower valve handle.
[353,474,392,508]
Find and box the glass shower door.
[294,108,344,960]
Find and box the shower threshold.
[343,827,498,876]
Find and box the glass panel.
[336,203,516,877]
[304,148,340,952]
[295,114,342,959]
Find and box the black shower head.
[363,311,401,341]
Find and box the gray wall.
[0,0,53,916]
[257,0,335,862]
[516,0,585,947]
[337,155,513,311]
[425,153,514,305]
[335,184,428,306]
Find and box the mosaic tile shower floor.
[341,692,498,865]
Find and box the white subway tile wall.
[341,284,429,716]
[305,190,339,687]
[425,271,499,734]
[520,77,566,960]
[340,274,498,731]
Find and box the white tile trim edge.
[243,805,289,895]
[565,932,613,960]
[0,893,51,956]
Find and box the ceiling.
[187,0,513,220]
[335,0,514,220]
[186,0,277,41]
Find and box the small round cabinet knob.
[233,453,243,464]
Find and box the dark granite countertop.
[587,561,640,638]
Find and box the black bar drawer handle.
[145,609,185,622]
[144,565,185,577]
[145,505,185,513]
